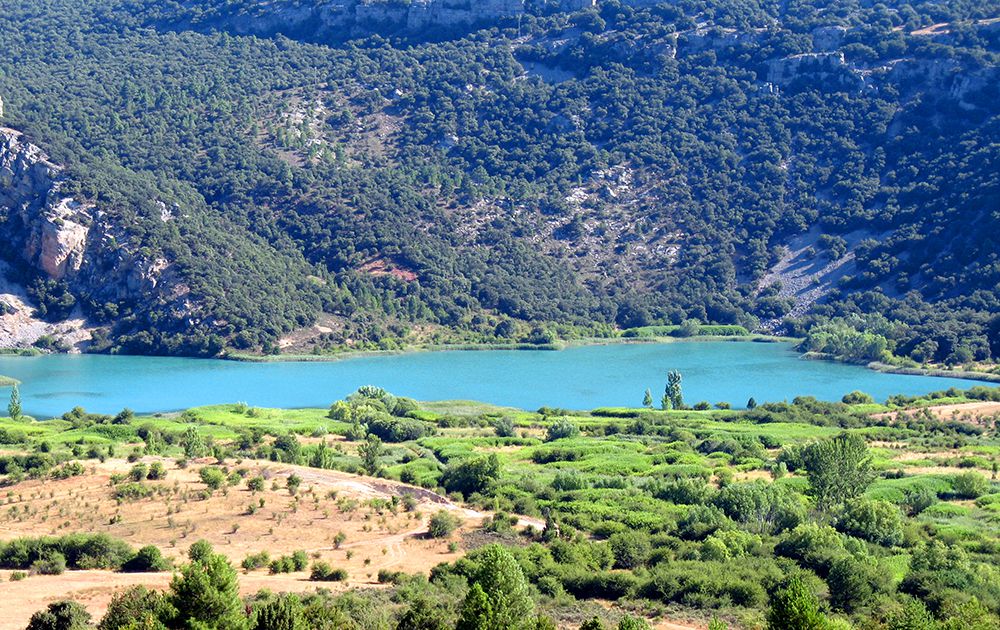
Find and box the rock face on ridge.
[0,128,92,280]
[0,125,189,350]
[182,0,526,41]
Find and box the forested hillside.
[0,0,997,359]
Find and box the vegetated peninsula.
[0,0,997,377]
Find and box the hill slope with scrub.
[0,0,998,363]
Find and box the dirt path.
[873,401,1000,426]
[0,458,545,627]
[280,464,546,530]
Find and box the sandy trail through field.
[0,458,547,627]
[872,401,1000,425]
[279,465,546,529]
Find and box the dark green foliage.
[951,472,990,499]
[428,510,461,538]
[358,434,384,476]
[199,466,226,491]
[835,499,903,547]
[0,533,134,570]
[366,415,430,442]
[642,559,774,608]
[827,556,882,613]
[26,601,92,630]
[441,454,501,497]
[114,481,153,501]
[713,481,804,535]
[766,577,827,630]
[545,419,580,442]
[121,545,171,572]
[666,371,683,410]
[617,617,650,630]
[842,391,875,405]
[396,596,454,630]
[0,0,997,358]
[775,523,847,574]
[608,532,651,570]
[32,551,67,575]
[802,433,874,511]
[253,594,304,630]
[166,542,246,630]
[309,562,348,581]
[99,586,166,630]
[492,417,516,438]
[457,545,534,630]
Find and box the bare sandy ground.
[874,401,1000,425]
[0,457,497,627]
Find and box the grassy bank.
[224,333,797,363]
[868,361,1000,383]
[802,350,1000,384]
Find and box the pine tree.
[8,384,21,421]
[456,583,492,630]
[167,542,246,630]
[667,371,683,409]
[253,594,304,630]
[766,577,827,630]
[642,389,652,408]
[359,434,384,476]
[457,545,535,630]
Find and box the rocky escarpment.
[0,126,188,350]
[0,128,92,280]
[180,0,525,40]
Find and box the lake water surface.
[0,342,978,418]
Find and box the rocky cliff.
[183,0,525,40]
[0,129,93,280]
[0,126,190,350]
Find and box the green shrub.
[951,472,989,499]
[775,523,846,573]
[128,464,148,482]
[31,551,66,575]
[545,418,580,442]
[310,561,348,581]
[114,482,153,501]
[835,499,903,547]
[608,532,651,569]
[199,466,226,491]
[146,462,167,480]
[0,534,134,571]
[428,510,462,538]
[557,568,639,599]
[441,455,500,497]
[121,546,170,572]
[26,601,91,630]
[241,551,270,571]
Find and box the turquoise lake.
[0,342,979,418]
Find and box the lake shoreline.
[866,361,1000,384]
[799,352,999,384]
[0,339,984,418]
[222,334,799,363]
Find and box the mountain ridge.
[0,0,997,364]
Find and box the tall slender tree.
[803,433,874,512]
[8,384,21,421]
[667,371,683,410]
